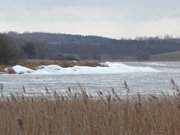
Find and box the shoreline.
[0,59,101,73]
[0,61,159,74]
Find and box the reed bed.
[0,81,180,135]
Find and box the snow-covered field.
[10,62,158,75]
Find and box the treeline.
[0,34,19,64]
[1,32,180,64]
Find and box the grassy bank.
[0,90,180,135]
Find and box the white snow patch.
[9,62,159,75]
[33,65,63,74]
[12,65,34,74]
[36,65,62,70]
[31,62,158,75]
[145,62,167,66]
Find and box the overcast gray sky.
[0,0,180,38]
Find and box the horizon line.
[1,31,179,40]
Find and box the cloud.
[0,0,180,38]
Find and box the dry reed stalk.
[0,90,179,135]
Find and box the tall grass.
[0,79,179,135]
[0,87,179,135]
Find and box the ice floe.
[8,62,159,75]
[12,65,34,74]
[145,62,167,66]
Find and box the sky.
[0,0,180,39]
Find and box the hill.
[2,32,180,61]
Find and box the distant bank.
[1,32,180,64]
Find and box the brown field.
[18,59,101,69]
[0,90,180,135]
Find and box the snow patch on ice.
[12,65,34,74]
[8,62,159,75]
[36,65,63,70]
[145,62,167,66]
[32,62,158,75]
[33,65,63,74]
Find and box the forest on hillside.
[1,32,180,64]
